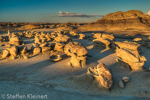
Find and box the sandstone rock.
[54,42,65,52]
[54,35,71,43]
[94,10,150,30]
[79,10,150,31]
[10,55,16,60]
[133,38,143,44]
[50,32,57,39]
[122,77,129,83]
[50,55,62,62]
[19,46,27,54]
[34,37,41,44]
[41,37,47,43]
[116,47,146,71]
[64,42,88,67]
[1,49,9,58]
[101,34,115,41]
[7,46,18,57]
[45,33,51,41]
[69,31,78,37]
[97,63,113,89]
[42,46,51,53]
[119,80,125,89]
[33,47,41,55]
[32,43,39,48]
[87,67,99,76]
[93,38,112,49]
[79,33,86,39]
[23,55,28,59]
[116,48,140,62]
[9,36,23,45]
[115,41,142,53]
[92,33,102,39]
[39,43,48,48]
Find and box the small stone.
[122,77,129,83]
[119,80,125,89]
[50,55,62,62]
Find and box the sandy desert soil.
[0,28,150,100]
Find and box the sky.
[0,0,150,23]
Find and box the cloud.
[59,11,71,15]
[53,11,104,18]
[147,10,150,16]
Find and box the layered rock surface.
[79,10,150,30]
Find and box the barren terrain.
[0,10,150,100]
[0,27,150,100]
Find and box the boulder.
[119,80,125,89]
[7,46,18,57]
[50,55,62,62]
[64,42,88,67]
[54,42,65,52]
[1,49,9,58]
[116,47,146,71]
[115,41,142,53]
[93,38,112,49]
[97,63,113,89]
[122,77,129,83]
[33,47,41,55]
[54,35,71,43]
[133,38,143,44]
[79,33,86,39]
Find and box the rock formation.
[87,63,113,89]
[93,33,114,49]
[64,42,88,67]
[116,47,146,71]
[79,10,150,31]
[9,33,23,45]
[79,33,86,39]
[115,41,142,53]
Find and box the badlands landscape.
[0,10,150,100]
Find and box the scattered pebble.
[119,80,125,89]
[122,77,129,83]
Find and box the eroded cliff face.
[101,10,147,20]
[79,10,150,31]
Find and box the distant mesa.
[18,24,41,30]
[79,10,150,31]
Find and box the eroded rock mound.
[116,47,146,71]
[9,33,23,45]
[69,63,113,89]
[64,42,88,67]
[115,41,142,53]
[97,63,113,89]
[92,33,115,49]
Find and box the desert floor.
[0,28,150,100]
